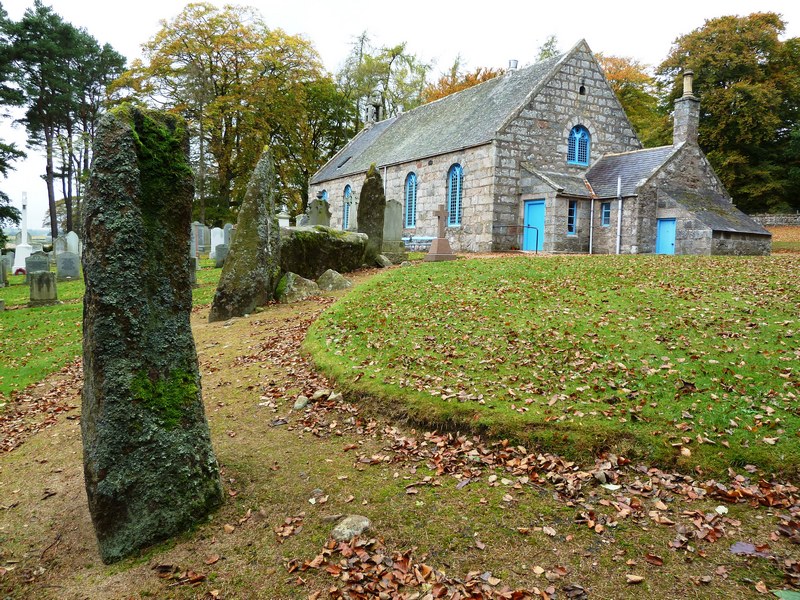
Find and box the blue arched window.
[567,125,591,166]
[447,164,463,226]
[404,172,417,228]
[342,185,352,230]
[321,189,328,202]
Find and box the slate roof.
[311,51,569,185]
[520,163,592,197]
[659,187,771,235]
[585,146,677,197]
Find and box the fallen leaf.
[626,574,645,584]
[204,555,220,565]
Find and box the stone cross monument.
[424,204,457,262]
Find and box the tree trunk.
[45,126,58,240]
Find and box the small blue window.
[404,172,417,228]
[600,201,611,226]
[447,164,463,226]
[567,125,591,166]
[321,190,328,202]
[342,185,352,230]
[567,200,578,234]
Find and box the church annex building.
[308,40,770,256]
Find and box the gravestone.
[381,199,407,263]
[56,251,81,281]
[306,198,331,227]
[65,231,81,255]
[223,222,234,246]
[82,105,223,563]
[25,251,50,282]
[213,244,228,268]
[209,227,224,259]
[2,252,13,273]
[0,258,7,287]
[54,235,69,255]
[424,204,457,262]
[356,164,385,262]
[30,244,43,254]
[278,207,291,228]
[29,271,58,307]
[208,149,281,322]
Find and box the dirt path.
[1,274,798,599]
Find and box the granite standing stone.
[82,106,223,564]
[208,150,281,322]
[223,222,234,246]
[29,271,58,307]
[56,251,81,281]
[356,164,385,262]
[25,251,50,282]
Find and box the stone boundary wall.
[750,213,800,226]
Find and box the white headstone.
[209,227,224,259]
[65,231,81,255]
[12,192,32,273]
[54,235,69,255]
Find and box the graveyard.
[1,238,799,598]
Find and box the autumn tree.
[422,56,503,104]
[596,54,671,148]
[0,6,24,246]
[4,1,124,237]
[658,12,800,212]
[116,2,344,222]
[337,32,429,131]
[536,35,560,61]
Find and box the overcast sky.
[3,0,800,228]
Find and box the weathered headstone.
[213,244,229,268]
[25,251,50,282]
[381,199,408,263]
[223,222,234,246]
[209,227,224,259]
[28,271,58,307]
[424,204,457,262]
[208,149,281,322]
[56,251,80,281]
[277,207,291,228]
[306,198,331,227]
[0,258,7,287]
[357,164,385,262]
[82,105,223,563]
[3,252,14,272]
[30,243,43,254]
[54,235,69,255]
[65,231,81,255]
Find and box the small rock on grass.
[293,395,309,410]
[331,515,370,541]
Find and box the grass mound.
[306,254,800,478]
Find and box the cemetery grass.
[306,254,800,479]
[0,261,220,401]
[1,279,797,600]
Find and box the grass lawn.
[0,260,220,401]
[306,254,800,478]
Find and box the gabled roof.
[658,187,771,235]
[521,163,593,197]
[586,146,677,197]
[311,46,579,185]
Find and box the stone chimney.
[673,70,700,146]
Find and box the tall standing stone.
[82,106,223,563]
[208,149,281,322]
[357,164,386,263]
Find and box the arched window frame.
[567,125,591,166]
[404,172,417,228]
[447,164,463,226]
[321,189,328,202]
[342,185,352,230]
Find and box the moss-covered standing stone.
[82,106,223,564]
[357,164,385,262]
[208,149,280,322]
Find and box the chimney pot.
[682,69,695,98]
[508,59,518,70]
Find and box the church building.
[308,40,770,255]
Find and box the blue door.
[656,218,676,254]
[523,200,545,251]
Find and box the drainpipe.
[588,198,595,255]
[615,177,623,255]
[383,166,387,195]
